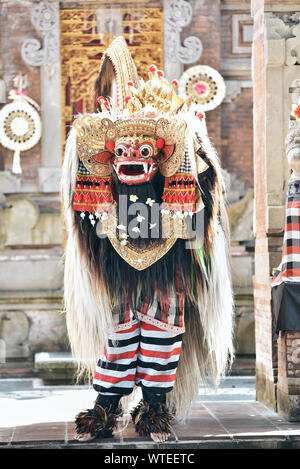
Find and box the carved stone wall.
[252,0,300,419]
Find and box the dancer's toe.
[73,431,95,442]
[150,432,170,442]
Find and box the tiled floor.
[0,377,299,448]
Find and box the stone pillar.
[252,0,300,416]
[252,0,277,411]
[277,331,300,421]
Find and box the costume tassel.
[12,149,22,174]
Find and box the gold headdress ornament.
[125,64,184,115]
[100,36,139,110]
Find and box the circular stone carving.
[178,65,226,111]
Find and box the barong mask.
[74,67,187,185]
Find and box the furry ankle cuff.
[75,396,122,439]
[131,399,175,437]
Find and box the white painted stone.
[0,171,21,193]
[4,198,39,245]
[231,254,254,288]
[265,64,286,227]
[232,14,252,54]
[224,80,252,103]
[0,248,63,291]
[235,311,255,355]
[286,24,300,66]
[21,2,61,191]
[265,15,290,40]
[266,206,285,234]
[0,311,30,358]
[35,352,75,368]
[267,39,285,66]
[33,213,62,244]
[164,0,202,80]
[243,24,253,43]
[27,310,67,353]
[38,167,61,192]
[229,190,254,242]
[40,65,61,171]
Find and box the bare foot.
[150,432,170,443]
[73,431,96,442]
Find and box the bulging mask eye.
[139,144,153,157]
[115,143,128,157]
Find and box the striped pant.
[93,320,183,396]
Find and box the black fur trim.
[75,403,121,438]
[131,399,175,437]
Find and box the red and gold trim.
[73,174,113,213]
[161,173,197,213]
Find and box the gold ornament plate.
[107,236,177,271]
[99,208,192,271]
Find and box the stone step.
[35,352,77,385]
[0,360,34,379]
[0,247,63,292]
[231,356,255,376]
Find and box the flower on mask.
[132,226,140,233]
[146,198,155,206]
[150,223,156,229]
[137,214,145,223]
[130,195,139,202]
[120,232,129,239]
[117,224,126,231]
[120,239,127,246]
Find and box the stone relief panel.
[224,80,252,103]
[232,14,253,54]
[0,311,30,359]
[21,0,59,68]
[265,11,300,65]
[164,0,203,79]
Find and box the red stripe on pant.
[93,320,183,396]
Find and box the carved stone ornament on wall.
[232,14,253,54]
[21,0,59,67]
[164,0,202,79]
[224,80,253,104]
[265,12,300,65]
[286,24,300,66]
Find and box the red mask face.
[113,137,158,185]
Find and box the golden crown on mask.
[97,64,185,117]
